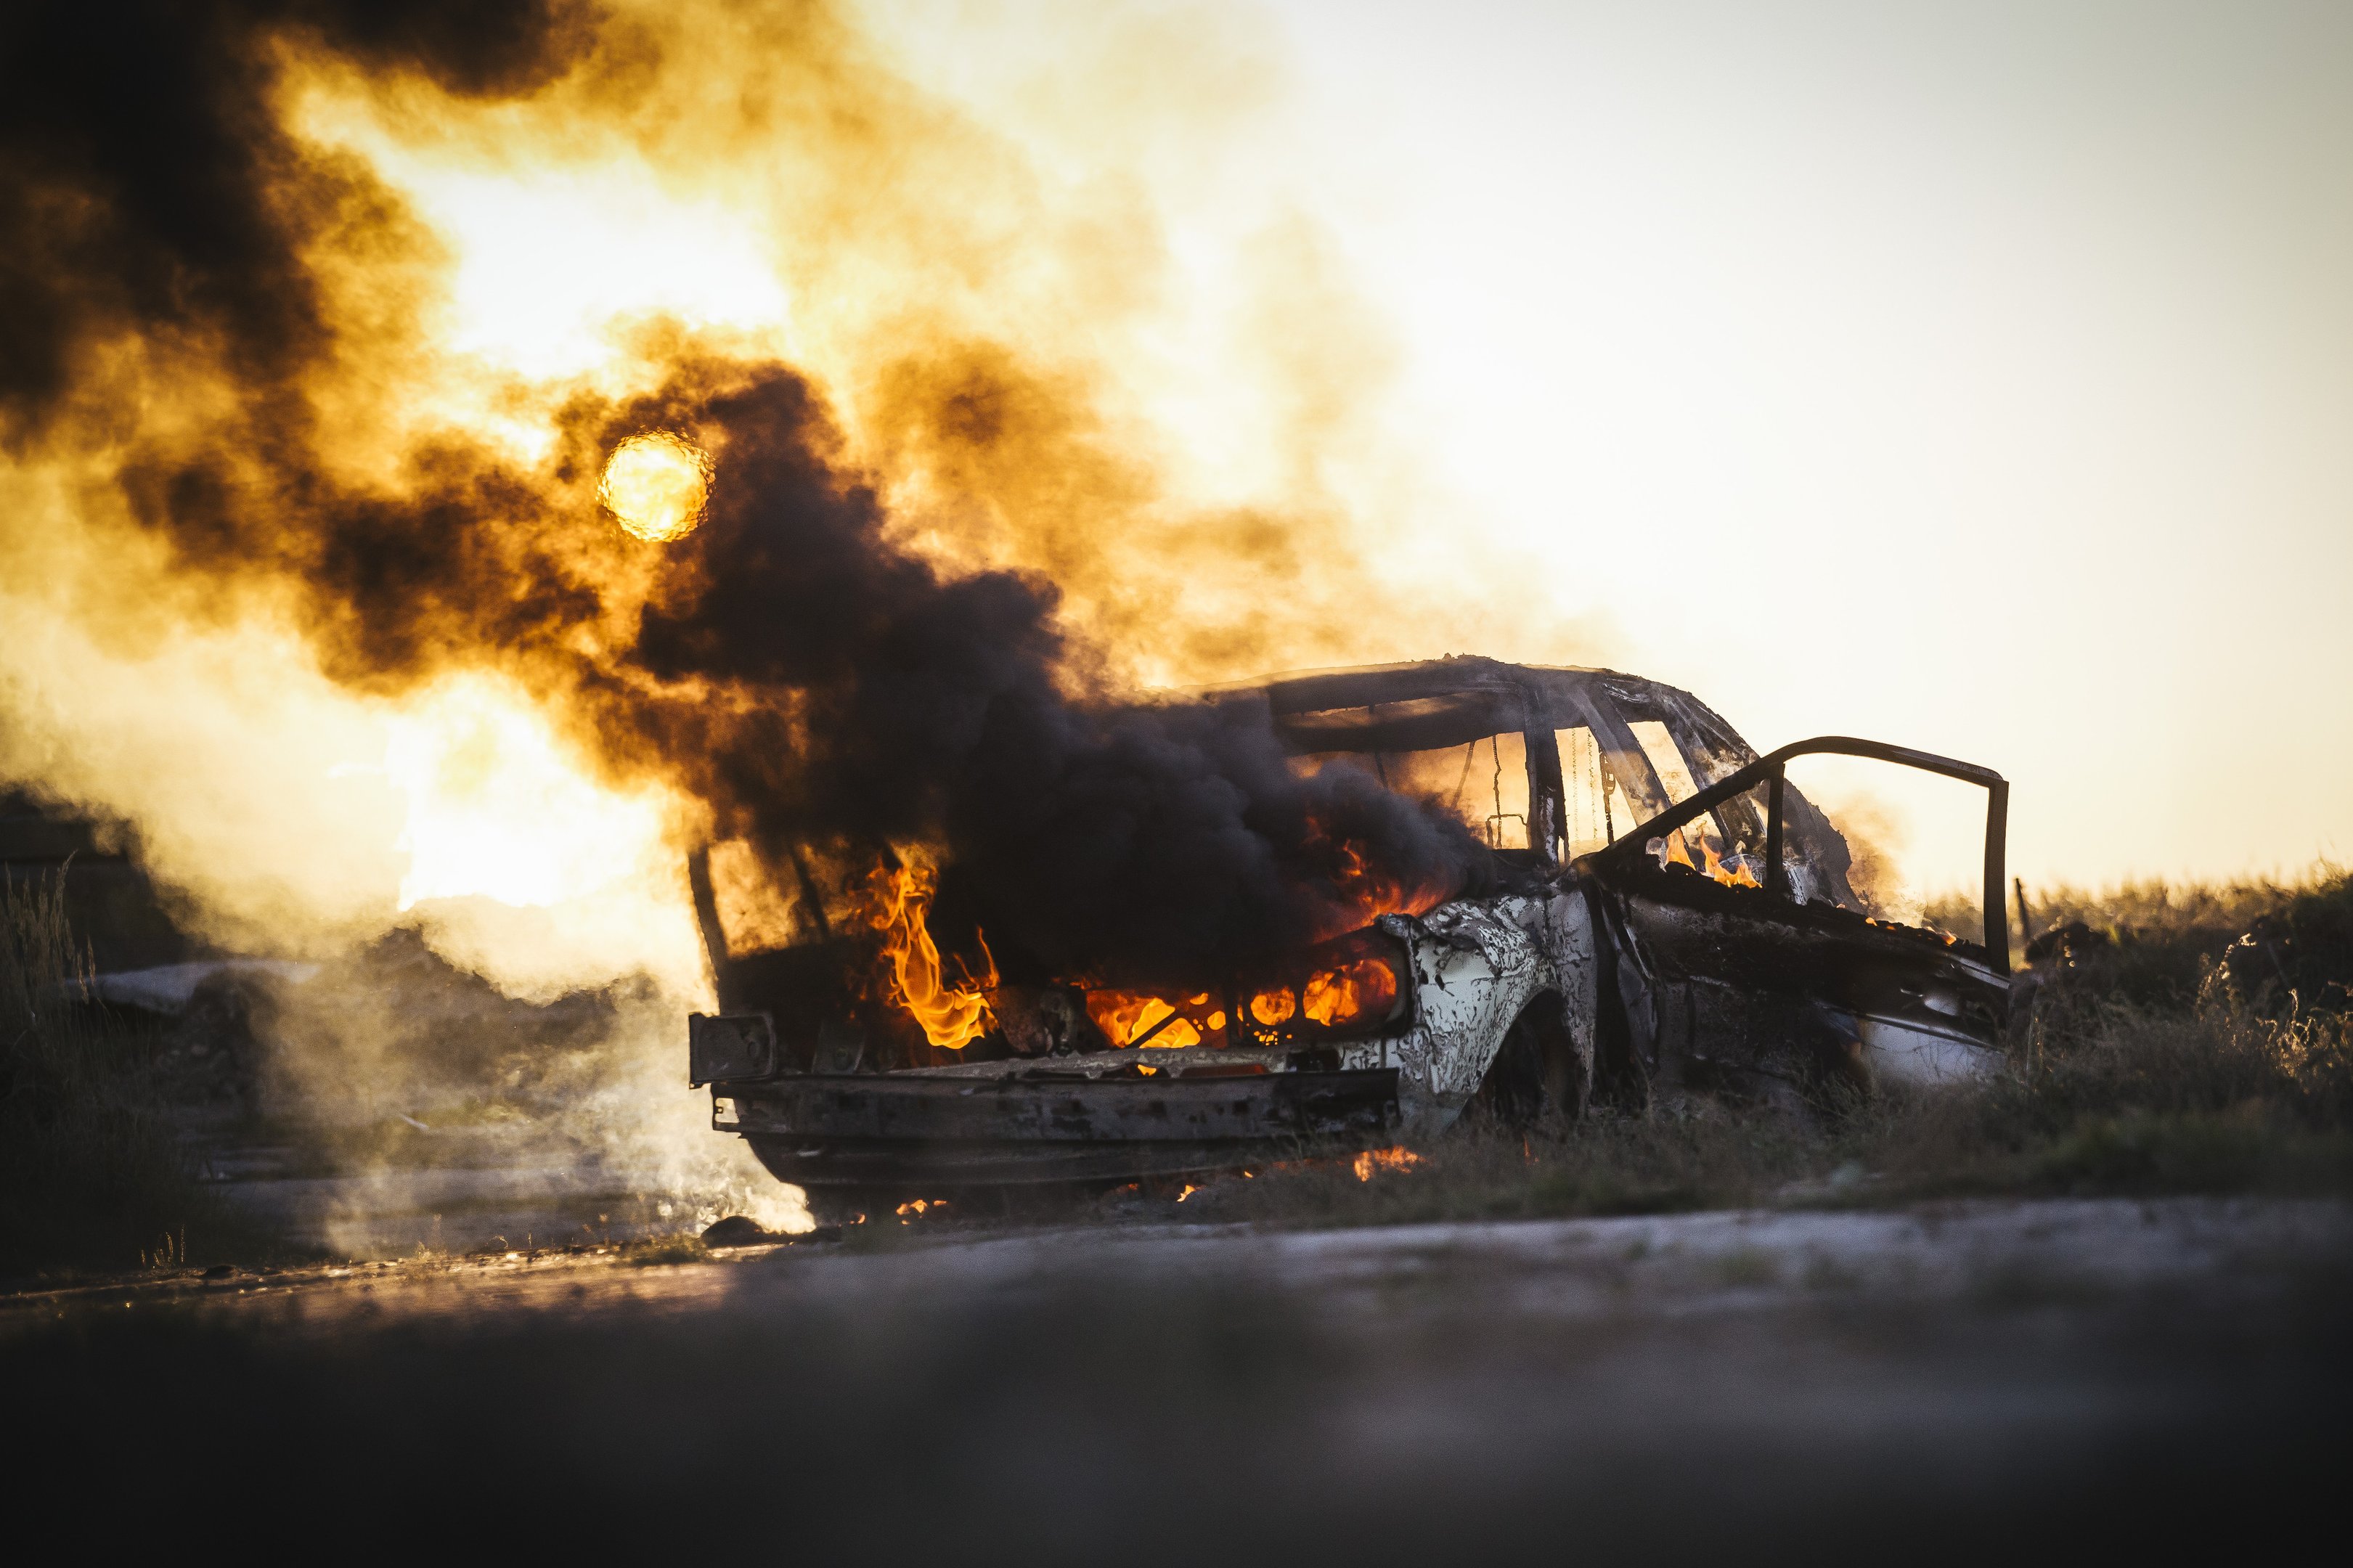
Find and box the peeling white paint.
[1361,893,1599,1137]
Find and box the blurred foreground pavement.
[9,1196,2349,1559]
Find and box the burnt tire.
[1469,994,1589,1132]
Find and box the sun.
[599,431,711,542]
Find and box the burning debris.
[1353,1147,1422,1182]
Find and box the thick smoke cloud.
[134,359,1488,979]
[0,1,589,435]
[0,1,1488,987]
[621,371,1489,978]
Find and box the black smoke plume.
[0,2,1490,986]
[0,0,590,436]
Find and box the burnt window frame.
[1584,736,2012,974]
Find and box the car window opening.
[1293,731,1531,851]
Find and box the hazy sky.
[18,1,2338,940]
[292,0,2353,902]
[1223,0,2353,893]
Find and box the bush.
[0,870,235,1274]
[1186,947,2353,1230]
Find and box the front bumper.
[715,1067,1402,1185]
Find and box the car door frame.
[1573,736,2010,1104]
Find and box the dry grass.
[13,865,2352,1270]
[1932,864,2353,1010]
[2002,873,2305,942]
[1182,914,2353,1230]
[0,870,250,1275]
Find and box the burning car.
[687,658,2013,1202]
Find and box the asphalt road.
[11,1196,2349,1557]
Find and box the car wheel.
[1469,993,1587,1131]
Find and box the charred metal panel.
[743,1133,1382,1188]
[724,1067,1400,1144]
[1275,690,1528,754]
[1591,859,2007,1097]
[894,1045,1293,1079]
[1375,891,1597,1136]
[1635,975,1866,1108]
[1606,870,1997,997]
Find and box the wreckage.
[688,658,2012,1200]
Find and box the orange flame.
[1248,986,1296,1026]
[1353,1146,1422,1181]
[1700,838,1762,889]
[1316,828,1453,941]
[1301,957,1398,1028]
[1657,825,1765,891]
[863,860,996,1049]
[1087,990,1206,1049]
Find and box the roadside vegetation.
[1179,869,2353,1229]
[9,868,2353,1275]
[0,870,252,1277]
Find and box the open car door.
[1573,738,2013,1108]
